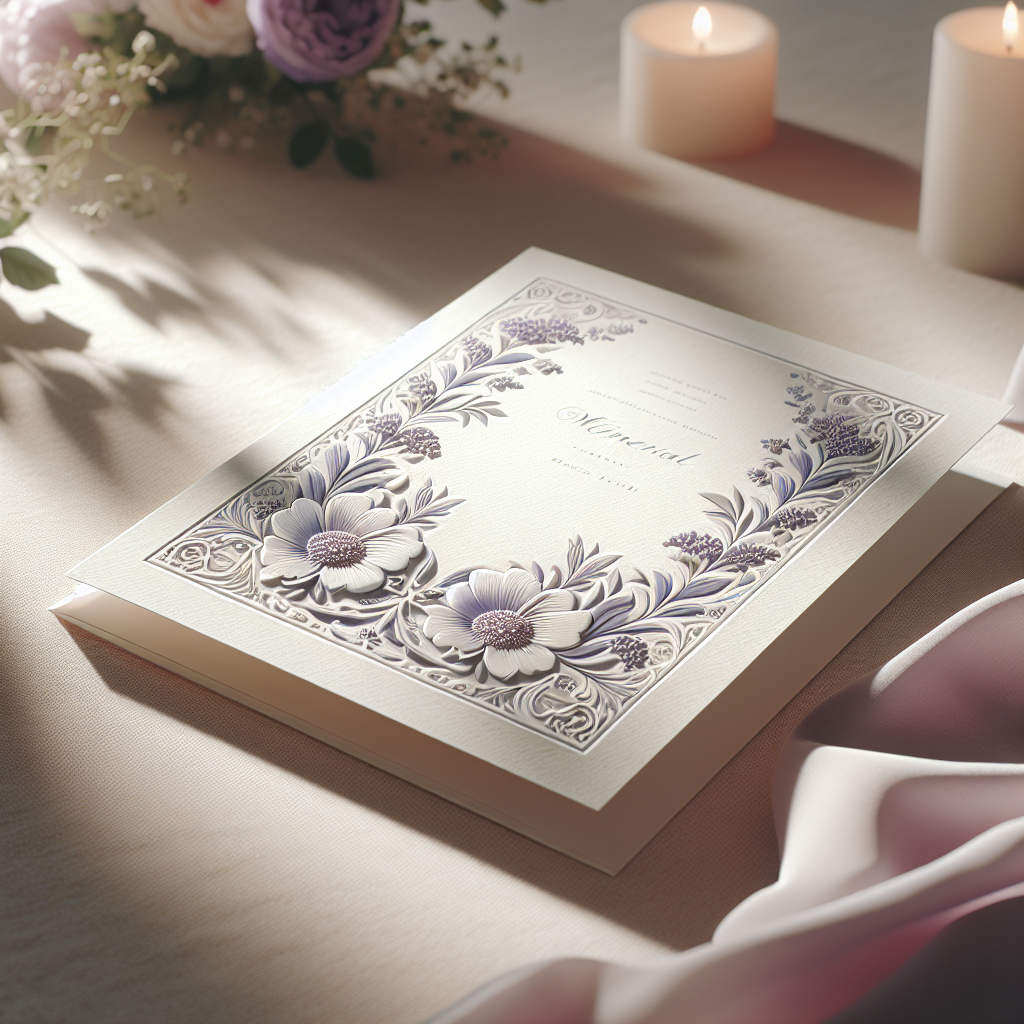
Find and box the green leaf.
[0,211,30,238]
[161,51,206,94]
[475,0,507,14]
[0,247,59,290]
[68,11,117,41]
[288,122,329,169]
[333,136,375,179]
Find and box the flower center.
[306,530,366,569]
[471,609,534,650]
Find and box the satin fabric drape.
[428,580,1024,1024]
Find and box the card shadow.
[0,297,178,469]
[84,120,736,332]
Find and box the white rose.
[137,0,253,58]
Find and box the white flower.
[260,494,422,594]
[137,0,252,59]
[424,567,592,680]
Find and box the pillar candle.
[918,4,1024,278]
[620,1,778,161]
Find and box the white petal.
[367,524,421,547]
[499,568,543,612]
[260,535,307,565]
[324,492,373,533]
[423,604,471,635]
[467,569,509,610]
[312,444,351,489]
[511,643,557,675]
[350,507,398,537]
[424,607,482,652]
[364,532,422,571]
[483,645,519,680]
[320,560,384,593]
[520,588,574,616]
[260,556,317,581]
[447,580,490,620]
[527,609,592,650]
[271,498,324,546]
[298,465,326,504]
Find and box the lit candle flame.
[692,5,712,48]
[1005,1,1019,51]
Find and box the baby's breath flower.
[0,36,187,247]
[132,32,157,56]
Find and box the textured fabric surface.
[429,582,1024,1023]
[2,1,1024,1022]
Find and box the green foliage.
[73,6,147,54]
[0,28,185,242]
[289,122,330,168]
[334,137,375,179]
[0,247,59,290]
[3,0,535,252]
[0,213,28,238]
[155,3,520,176]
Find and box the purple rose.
[246,0,400,83]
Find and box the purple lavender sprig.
[771,506,818,531]
[398,427,441,459]
[663,531,724,564]
[720,543,781,569]
[608,635,650,671]
[499,316,583,347]
[533,358,563,375]
[406,372,437,402]
[792,403,816,425]
[809,414,879,459]
[462,337,492,365]
[747,467,772,487]
[363,411,402,440]
[761,438,791,455]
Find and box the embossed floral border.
[148,279,940,750]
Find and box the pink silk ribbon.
[428,580,1024,1024]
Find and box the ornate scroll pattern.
[149,280,939,749]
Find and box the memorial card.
[57,249,1008,869]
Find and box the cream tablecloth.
[2,2,1023,1021]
